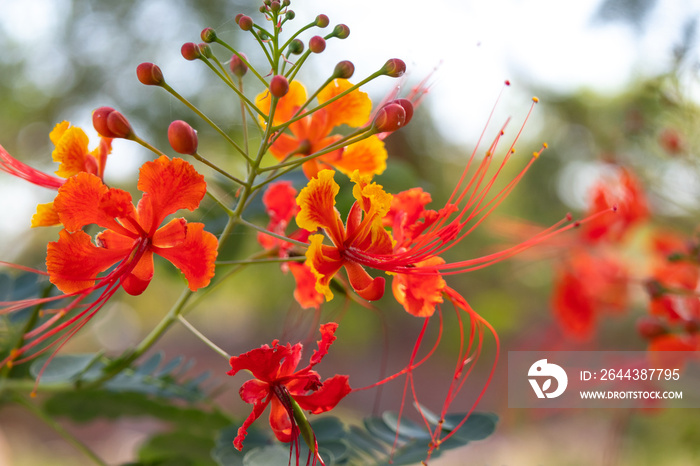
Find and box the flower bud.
[198,43,213,59]
[288,39,304,54]
[93,107,133,139]
[282,0,290,6]
[230,53,248,77]
[372,103,406,133]
[270,1,281,13]
[181,42,201,61]
[309,36,326,53]
[315,14,329,28]
[285,10,295,20]
[332,24,350,39]
[381,58,406,77]
[238,15,253,31]
[168,120,198,155]
[235,13,244,24]
[136,62,164,86]
[636,316,667,340]
[333,60,355,79]
[270,75,289,98]
[390,98,414,126]
[201,27,217,43]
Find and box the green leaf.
[29,354,100,384]
[138,430,218,466]
[381,412,432,441]
[242,446,289,466]
[442,412,498,441]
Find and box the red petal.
[295,374,351,415]
[121,249,154,296]
[228,342,302,382]
[233,398,270,451]
[344,261,385,301]
[47,229,128,294]
[239,379,270,404]
[137,156,206,233]
[309,322,338,366]
[151,223,217,291]
[288,262,324,310]
[152,218,187,248]
[268,395,293,443]
[54,172,132,232]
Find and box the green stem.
[239,218,309,248]
[192,151,245,185]
[16,394,108,466]
[177,315,230,360]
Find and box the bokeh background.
[0,0,699,464]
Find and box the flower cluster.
[3,0,675,464]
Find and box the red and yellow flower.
[256,79,387,179]
[227,322,351,450]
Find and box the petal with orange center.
[332,135,387,177]
[31,202,61,228]
[150,222,217,291]
[136,156,207,233]
[305,234,344,301]
[255,80,307,126]
[317,79,371,129]
[296,170,344,241]
[47,229,128,294]
[53,172,129,233]
[52,126,91,178]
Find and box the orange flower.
[296,170,394,301]
[47,155,217,296]
[256,79,387,179]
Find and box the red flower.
[227,322,351,450]
[551,248,629,340]
[47,155,217,295]
[580,167,649,243]
[1,156,218,371]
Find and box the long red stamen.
[0,144,64,189]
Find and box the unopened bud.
[93,107,133,139]
[282,0,290,6]
[315,14,329,28]
[168,120,198,155]
[270,75,290,98]
[309,36,326,53]
[372,103,406,133]
[285,10,295,20]
[181,42,201,61]
[289,39,304,54]
[332,24,350,39]
[136,62,164,86]
[636,316,667,340]
[230,53,248,77]
[201,27,217,43]
[270,1,281,12]
[381,58,406,77]
[198,43,212,59]
[390,98,414,126]
[238,15,253,31]
[333,60,355,79]
[235,13,244,24]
